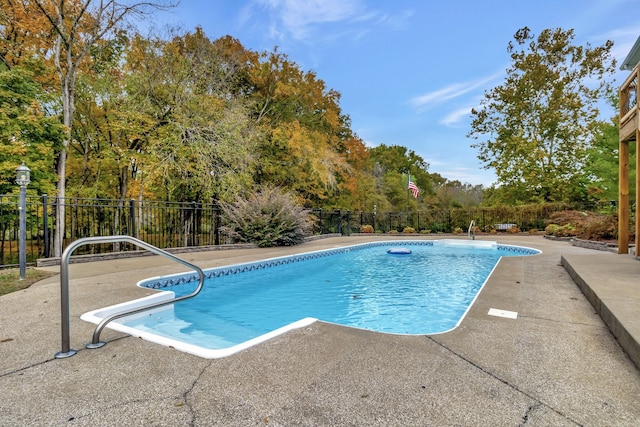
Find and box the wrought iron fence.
[0,195,45,268]
[0,195,621,268]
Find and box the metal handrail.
[468,220,476,240]
[55,235,205,359]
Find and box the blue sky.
[156,0,640,186]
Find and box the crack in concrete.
[426,336,584,426]
[182,359,214,426]
[519,402,542,426]
[517,314,605,328]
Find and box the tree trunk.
[53,149,67,257]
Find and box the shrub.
[545,223,576,237]
[453,227,463,234]
[360,224,374,233]
[420,229,431,234]
[581,215,618,241]
[220,186,312,247]
[402,226,416,233]
[506,225,520,234]
[545,210,618,240]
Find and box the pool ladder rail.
[468,220,476,240]
[54,235,205,359]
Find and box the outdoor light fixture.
[16,162,30,280]
[16,162,31,186]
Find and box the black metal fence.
[0,195,616,268]
[0,196,344,267]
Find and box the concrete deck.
[1,235,639,426]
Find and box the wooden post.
[636,133,640,258]
[619,138,629,254]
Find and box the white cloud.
[253,0,367,40]
[431,164,496,187]
[409,70,504,113]
[440,105,474,127]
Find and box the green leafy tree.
[124,30,260,203]
[69,30,133,199]
[468,27,616,204]
[584,93,636,204]
[367,144,431,210]
[0,67,63,195]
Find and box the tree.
[31,0,176,256]
[124,30,260,203]
[248,49,353,205]
[0,66,63,195]
[367,144,432,210]
[468,27,616,204]
[0,0,53,72]
[585,117,636,204]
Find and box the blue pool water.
[95,240,539,356]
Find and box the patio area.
[1,235,639,426]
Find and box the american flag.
[408,174,419,198]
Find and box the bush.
[506,225,520,234]
[545,210,618,240]
[581,215,618,241]
[402,226,416,233]
[360,224,374,233]
[544,223,577,237]
[453,227,463,234]
[220,186,312,247]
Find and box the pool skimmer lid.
[488,308,518,319]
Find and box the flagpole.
[406,172,409,212]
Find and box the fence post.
[191,201,197,246]
[42,194,50,258]
[128,199,136,239]
[214,204,220,245]
[346,211,351,236]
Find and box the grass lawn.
[0,268,58,297]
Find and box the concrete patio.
[1,235,639,426]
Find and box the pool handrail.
[468,220,476,240]
[55,235,205,359]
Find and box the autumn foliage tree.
[30,0,176,255]
[2,0,490,255]
[248,50,359,206]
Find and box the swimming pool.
[82,239,540,358]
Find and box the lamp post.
[16,163,30,280]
